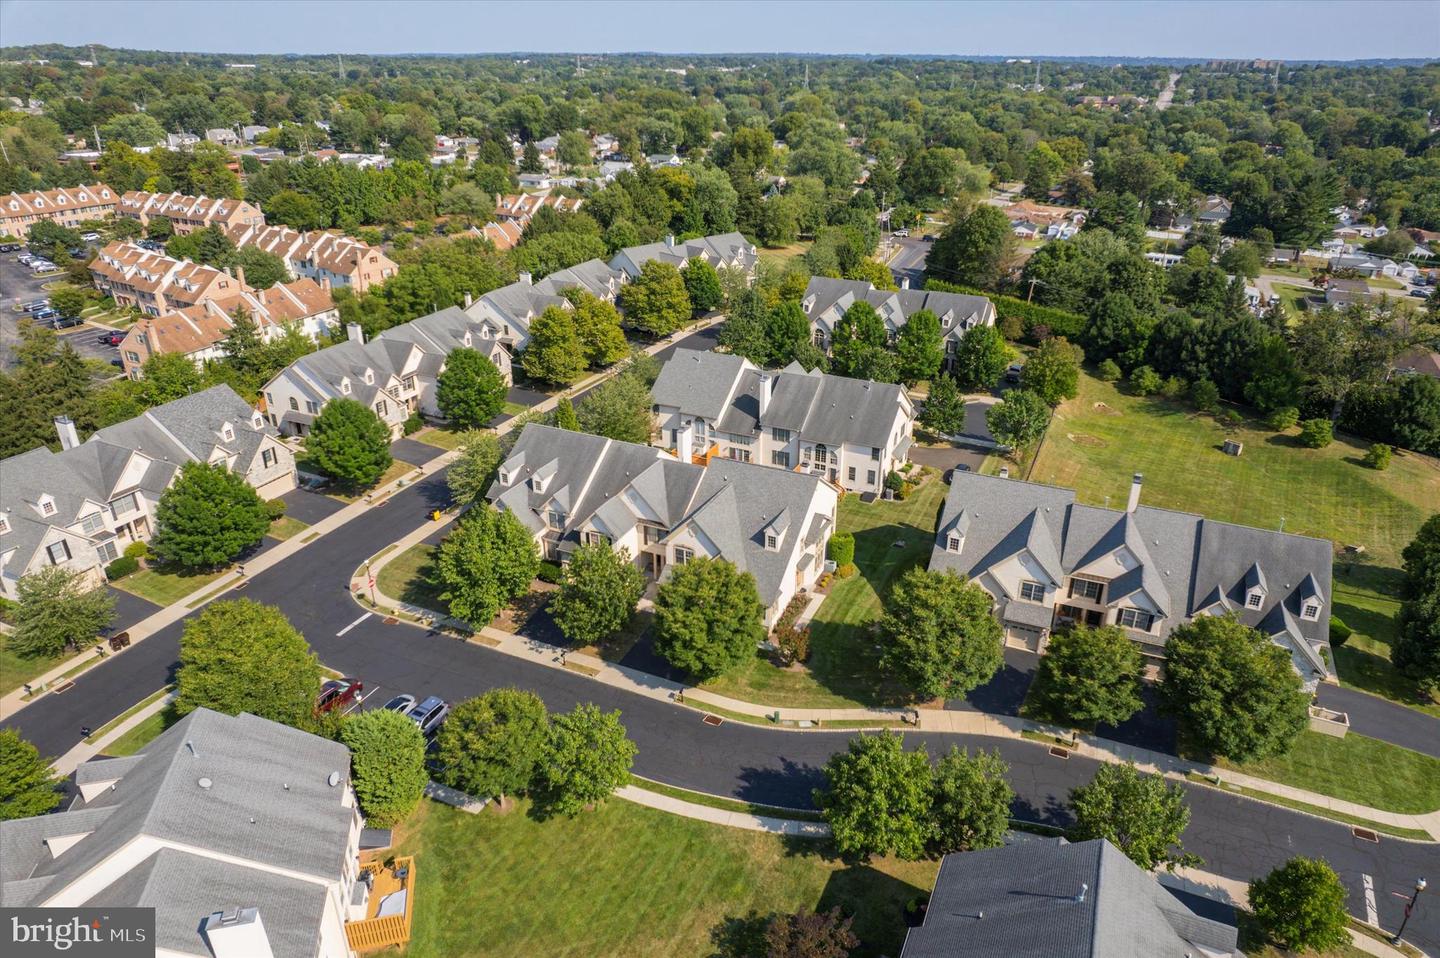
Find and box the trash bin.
[108,632,131,652]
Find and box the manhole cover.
[383,616,399,625]
[1049,746,1070,759]
[1351,827,1379,843]
[702,714,723,726]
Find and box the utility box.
[1223,440,1243,457]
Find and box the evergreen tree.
[340,710,429,826]
[554,396,581,431]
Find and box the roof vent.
[327,771,341,787]
[1075,882,1088,903]
[197,777,212,789]
[186,740,198,756]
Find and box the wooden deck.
[345,855,415,952]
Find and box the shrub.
[1097,358,1122,382]
[826,533,855,568]
[926,279,1086,340]
[403,412,425,436]
[1160,376,1187,399]
[1189,379,1220,413]
[884,470,906,499]
[1328,617,1351,647]
[105,556,139,580]
[263,498,287,521]
[1128,365,1161,396]
[998,313,1023,341]
[122,541,150,560]
[1247,857,1349,953]
[1363,442,1392,470]
[1218,409,1243,430]
[775,625,811,664]
[1298,418,1333,448]
[1268,406,1300,431]
[537,560,564,585]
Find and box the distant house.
[1333,253,1399,279]
[651,349,915,495]
[645,152,683,168]
[224,224,398,294]
[516,172,554,190]
[900,837,1241,958]
[597,159,634,180]
[475,219,525,251]
[929,471,1333,685]
[165,132,200,151]
[0,386,294,597]
[1326,277,1370,307]
[1011,220,1040,239]
[1394,348,1440,381]
[90,241,250,316]
[800,277,996,372]
[494,190,584,226]
[117,190,265,235]
[608,231,758,280]
[241,124,270,143]
[0,182,116,239]
[205,128,240,147]
[489,424,838,627]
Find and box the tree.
[831,300,891,379]
[920,374,967,435]
[340,709,428,827]
[436,348,507,428]
[928,204,1017,290]
[718,288,771,364]
[930,746,1013,854]
[551,543,646,645]
[576,370,654,444]
[1024,142,1065,200]
[436,688,550,807]
[1190,378,1220,413]
[683,258,724,313]
[538,703,637,816]
[764,301,815,367]
[1130,364,1162,396]
[985,389,1051,448]
[1218,241,1263,280]
[139,352,205,405]
[815,733,933,860]
[0,730,62,820]
[434,504,540,626]
[1027,626,1144,728]
[1248,858,1350,953]
[233,246,290,290]
[307,397,393,487]
[556,129,591,169]
[99,112,166,147]
[520,141,544,173]
[1021,337,1081,406]
[10,566,115,659]
[622,260,691,337]
[1395,589,1440,692]
[1068,763,1196,871]
[763,909,859,958]
[1084,293,1152,369]
[48,285,88,319]
[446,430,502,505]
[175,599,319,729]
[881,568,1003,700]
[1159,615,1309,762]
[653,557,766,679]
[149,461,270,569]
[564,289,629,368]
[950,323,1009,390]
[895,309,944,385]
[521,307,587,385]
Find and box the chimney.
[757,373,771,419]
[54,415,80,450]
[1127,473,1143,513]
[202,908,275,958]
[235,264,246,288]
[677,421,694,463]
[346,322,364,344]
[900,276,910,290]
[518,271,533,286]
[664,233,675,248]
[464,291,473,308]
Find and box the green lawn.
[1330,570,1440,717]
[113,565,227,607]
[376,543,447,612]
[413,427,468,450]
[1212,730,1440,815]
[265,515,310,541]
[394,798,935,958]
[0,639,68,696]
[701,476,947,709]
[104,703,179,757]
[757,241,812,269]
[327,460,419,502]
[1273,282,1316,320]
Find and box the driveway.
[1316,683,1440,760]
[103,588,162,636]
[389,437,437,467]
[908,398,1001,475]
[949,646,1038,715]
[277,486,348,526]
[887,236,930,288]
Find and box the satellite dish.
[197,777,212,789]
[327,771,341,788]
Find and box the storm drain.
[1049,746,1071,759]
[383,616,399,625]
[702,714,723,727]
[1352,827,1380,843]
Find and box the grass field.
[265,515,310,541]
[394,798,935,958]
[757,241,812,269]
[701,477,947,709]
[0,639,67,696]
[113,565,227,606]
[1330,573,1440,717]
[104,703,179,756]
[376,543,447,612]
[1273,282,1316,320]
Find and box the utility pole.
[803,62,809,91]
[93,124,102,152]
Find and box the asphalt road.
[887,236,931,288]
[6,467,1438,952]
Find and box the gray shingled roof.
[802,277,996,341]
[900,838,1239,958]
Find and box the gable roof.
[802,277,996,338]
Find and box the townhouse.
[117,277,339,379]
[608,231,758,280]
[801,277,997,370]
[929,471,1333,686]
[225,223,399,294]
[0,183,117,239]
[651,349,915,496]
[116,190,265,235]
[0,708,394,958]
[463,259,626,353]
[0,386,295,599]
[90,241,251,315]
[489,424,838,627]
[493,189,585,225]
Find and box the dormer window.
[251,413,264,429]
[463,332,472,347]
[39,496,56,517]
[220,423,234,442]
[499,470,510,486]
[765,532,779,550]
[946,534,961,553]
[1246,591,1264,609]
[363,369,374,385]
[1301,600,1321,621]
[0,514,9,534]
[340,379,351,395]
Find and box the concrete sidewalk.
[54,688,176,775]
[617,785,831,838]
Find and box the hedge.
[826,533,855,567]
[537,560,564,585]
[926,278,1087,340]
[122,540,149,560]
[106,555,140,580]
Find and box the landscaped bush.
[105,556,140,580]
[1160,376,1187,400]
[775,624,811,664]
[1128,365,1161,396]
[537,561,564,585]
[1190,379,1220,413]
[1096,359,1122,382]
[1268,406,1300,431]
[1328,617,1351,647]
[885,470,907,500]
[0,595,20,623]
[122,541,149,560]
[827,533,857,578]
[1363,442,1392,470]
[1298,419,1333,448]
[403,412,425,436]
[264,498,287,521]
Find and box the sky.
[1,0,1438,61]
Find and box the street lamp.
[1391,877,1427,946]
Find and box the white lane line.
[337,612,373,637]
[1363,874,1378,925]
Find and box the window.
[402,375,416,391]
[498,471,510,486]
[79,512,106,535]
[47,540,72,565]
[870,447,881,461]
[289,397,299,411]
[1302,601,1320,621]
[867,470,876,485]
[673,545,694,565]
[847,466,856,482]
[1116,608,1156,632]
[946,534,961,553]
[374,399,388,417]
[340,380,351,395]
[1069,578,1104,602]
[96,540,118,563]
[641,524,666,545]
[1020,580,1045,602]
[727,447,751,463]
[765,532,779,550]
[261,448,277,469]
[306,401,320,414]
[110,493,139,517]
[547,510,566,529]
[220,423,234,442]
[585,531,612,546]
[771,427,791,443]
[125,351,141,364]
[771,451,790,468]
[40,499,56,517]
[0,515,8,535]
[1246,592,1263,609]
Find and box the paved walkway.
[55,688,176,775]
[617,785,831,838]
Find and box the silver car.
[382,694,416,714]
[405,695,450,735]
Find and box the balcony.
[345,855,415,953]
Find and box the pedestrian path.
[616,784,830,838]
[53,688,176,776]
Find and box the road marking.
[1363,874,1378,925]
[336,612,372,637]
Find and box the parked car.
[80,232,101,242]
[892,228,910,237]
[20,299,49,312]
[0,243,19,252]
[382,693,416,714]
[17,253,35,265]
[32,308,59,320]
[922,234,936,242]
[66,247,86,258]
[316,678,364,714]
[405,695,451,735]
[1410,288,1429,298]
[1004,362,1024,384]
[50,316,84,329]
[97,330,125,346]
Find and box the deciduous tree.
[576,370,654,444]
[149,461,270,569]
[919,373,967,435]
[434,504,540,626]
[307,397,393,488]
[1020,337,1082,406]
[537,703,637,816]
[950,323,1009,390]
[653,557,766,679]
[815,733,933,860]
[551,543,646,645]
[340,709,429,826]
[436,347,507,428]
[895,309,944,385]
[1247,858,1350,953]
[930,746,1012,854]
[683,258,724,313]
[446,430,502,505]
[985,389,1051,448]
[1027,625,1144,728]
[622,260,691,337]
[0,730,62,820]
[1068,763,1197,871]
[175,599,320,729]
[763,909,859,958]
[436,688,550,807]
[881,568,1003,700]
[10,566,115,659]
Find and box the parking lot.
[1,250,122,371]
